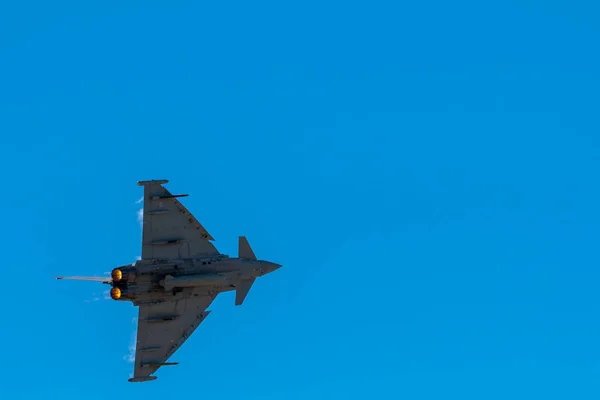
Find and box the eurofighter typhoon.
[56,179,282,382]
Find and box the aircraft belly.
[163,273,226,289]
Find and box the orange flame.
[110,287,122,300]
[111,268,123,282]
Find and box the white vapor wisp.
[135,197,143,261]
[124,317,137,363]
[137,208,143,229]
[83,292,102,303]
[124,197,144,363]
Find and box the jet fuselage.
[110,257,280,304]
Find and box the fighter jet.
[56,179,281,382]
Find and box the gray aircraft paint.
[56,179,281,382]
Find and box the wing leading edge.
[138,180,219,260]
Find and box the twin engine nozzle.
[110,286,125,300]
[110,266,136,301]
[111,266,135,283]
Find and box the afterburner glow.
[111,268,123,282]
[110,287,122,300]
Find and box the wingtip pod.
[137,179,169,186]
[128,376,158,383]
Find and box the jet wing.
[130,293,216,382]
[138,180,219,260]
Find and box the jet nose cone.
[256,261,282,276]
[266,262,282,273]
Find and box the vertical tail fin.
[237,236,256,306]
[238,236,257,260]
[235,278,255,306]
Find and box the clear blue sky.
[1,1,599,398]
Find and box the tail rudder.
[236,236,256,306]
[235,278,255,306]
[238,236,257,260]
